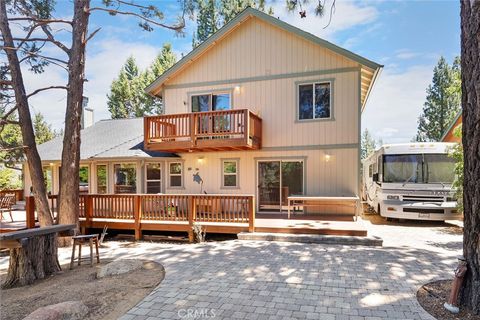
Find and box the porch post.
[25,196,36,229]
[134,195,142,240]
[187,195,195,242]
[248,195,255,233]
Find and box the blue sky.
[20,0,460,143]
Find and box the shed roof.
[37,118,177,161]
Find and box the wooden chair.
[0,194,16,222]
[70,234,100,269]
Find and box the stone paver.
[118,218,462,319]
[0,215,462,320]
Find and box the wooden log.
[2,233,60,289]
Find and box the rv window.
[368,164,373,178]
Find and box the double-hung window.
[298,82,331,120]
[222,160,238,188]
[169,162,183,188]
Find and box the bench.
[287,196,360,220]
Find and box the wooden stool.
[70,234,100,269]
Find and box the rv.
[362,143,461,221]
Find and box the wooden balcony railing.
[144,109,262,152]
[26,193,255,241]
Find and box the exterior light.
[197,156,205,164]
[49,162,54,166]
[234,85,241,93]
[325,154,331,162]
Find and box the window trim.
[113,162,137,194]
[188,88,234,113]
[295,79,334,122]
[95,163,108,194]
[168,161,184,189]
[221,158,240,189]
[78,164,90,194]
[145,162,162,194]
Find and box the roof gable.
[146,7,382,103]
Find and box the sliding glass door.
[258,160,304,212]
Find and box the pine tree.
[107,45,177,118]
[193,0,219,48]
[193,0,273,48]
[33,112,55,144]
[360,129,378,160]
[415,56,461,141]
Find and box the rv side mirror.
[372,173,379,182]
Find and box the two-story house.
[143,8,382,213]
[24,8,381,231]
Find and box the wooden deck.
[1,195,367,239]
[144,109,262,152]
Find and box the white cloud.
[363,64,434,144]
[271,1,378,41]
[21,38,164,129]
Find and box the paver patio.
[0,217,463,320]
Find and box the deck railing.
[26,193,255,240]
[144,109,262,152]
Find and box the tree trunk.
[2,233,60,289]
[58,0,90,245]
[460,0,480,314]
[0,0,53,227]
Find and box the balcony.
[144,109,262,152]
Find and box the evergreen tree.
[361,129,378,160]
[193,0,219,48]
[33,112,55,144]
[108,46,177,118]
[192,0,273,48]
[415,56,461,142]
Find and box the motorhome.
[362,143,461,221]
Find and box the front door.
[258,160,304,212]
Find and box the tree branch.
[88,7,185,31]
[40,24,71,54]
[7,17,72,25]
[27,85,67,98]
[85,27,101,43]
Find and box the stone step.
[237,232,383,246]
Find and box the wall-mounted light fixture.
[234,85,241,93]
[325,154,331,162]
[197,156,205,164]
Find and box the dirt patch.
[417,280,480,320]
[0,259,164,320]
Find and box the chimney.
[81,96,94,129]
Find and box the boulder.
[23,301,88,320]
[96,259,143,279]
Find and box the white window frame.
[145,162,162,194]
[296,80,333,121]
[221,159,239,189]
[168,161,184,188]
[189,90,233,112]
[113,163,137,194]
[79,164,90,194]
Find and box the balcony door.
[258,160,304,212]
[191,92,231,134]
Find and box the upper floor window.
[298,82,331,120]
[191,92,231,112]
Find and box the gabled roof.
[37,118,177,161]
[146,7,382,109]
[440,110,462,142]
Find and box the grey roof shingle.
[37,118,177,161]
